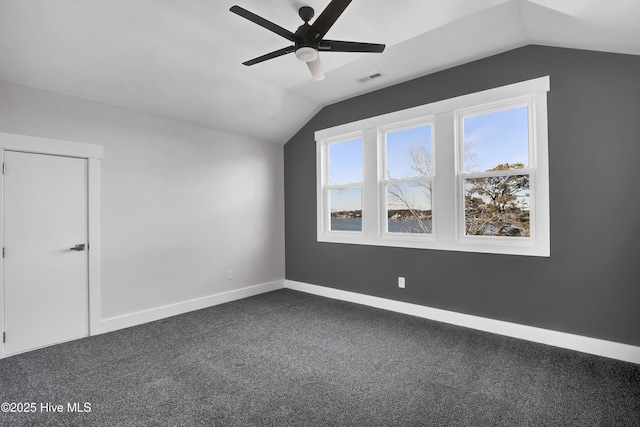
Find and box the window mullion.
[460,168,534,180]
[362,128,379,239]
[433,111,456,243]
[327,183,363,190]
[384,176,433,186]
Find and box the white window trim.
[379,119,436,241]
[316,76,550,257]
[317,131,366,242]
[456,96,539,247]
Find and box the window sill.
[318,233,549,257]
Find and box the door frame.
[0,132,103,358]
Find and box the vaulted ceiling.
[1,0,639,144]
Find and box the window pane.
[464,174,530,237]
[329,138,362,185]
[330,187,362,231]
[386,182,432,234]
[386,125,433,179]
[463,106,529,173]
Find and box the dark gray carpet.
[0,289,638,426]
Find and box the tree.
[386,139,432,233]
[464,163,530,236]
[387,140,530,237]
[386,139,476,233]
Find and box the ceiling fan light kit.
[230,0,385,81]
[295,46,318,62]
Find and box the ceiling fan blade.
[320,40,386,53]
[306,57,325,81]
[230,5,296,42]
[243,46,295,66]
[309,0,352,40]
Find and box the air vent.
[356,72,384,83]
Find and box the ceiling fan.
[230,0,385,81]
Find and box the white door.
[3,151,89,355]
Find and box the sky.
[386,124,432,179]
[329,138,362,185]
[463,106,529,172]
[327,105,529,213]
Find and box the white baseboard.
[11,277,638,365]
[285,280,640,365]
[95,280,284,335]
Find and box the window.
[382,122,434,235]
[327,136,363,232]
[316,77,550,256]
[458,104,533,239]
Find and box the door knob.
[70,244,86,251]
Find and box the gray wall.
[284,45,640,346]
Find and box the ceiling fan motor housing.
[299,6,314,23]
[294,17,320,63]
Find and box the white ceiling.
[1,0,639,144]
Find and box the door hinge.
[2,332,5,344]
[2,247,4,258]
[2,163,5,175]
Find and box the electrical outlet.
[398,276,405,288]
[227,270,233,280]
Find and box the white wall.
[0,81,285,321]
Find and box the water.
[330,218,363,232]
[331,219,432,234]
